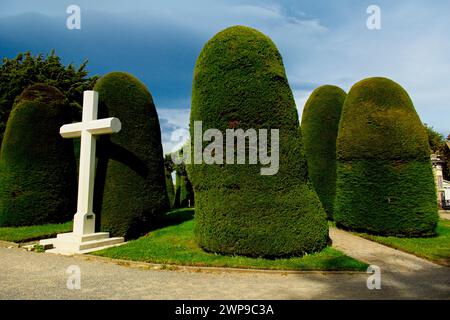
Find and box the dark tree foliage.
[189,26,328,258]
[335,77,438,237]
[164,153,175,173]
[0,84,77,226]
[93,72,169,239]
[0,51,97,147]
[425,124,445,154]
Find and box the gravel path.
[0,229,449,300]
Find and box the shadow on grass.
[150,208,195,232]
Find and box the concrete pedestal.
[40,232,124,255]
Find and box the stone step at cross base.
[40,232,125,255]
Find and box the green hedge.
[301,85,346,219]
[0,84,77,226]
[189,26,328,257]
[335,77,438,236]
[335,160,438,236]
[93,72,169,239]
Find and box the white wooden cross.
[60,91,121,236]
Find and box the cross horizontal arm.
[60,118,122,138]
[60,123,83,138]
[87,117,122,135]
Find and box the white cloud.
[293,89,312,123]
[158,107,190,130]
[158,107,190,155]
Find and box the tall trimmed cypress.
[189,26,328,257]
[174,171,193,208]
[0,84,77,226]
[335,77,438,236]
[94,72,169,239]
[165,168,175,208]
[301,85,346,219]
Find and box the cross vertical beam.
[75,92,97,234]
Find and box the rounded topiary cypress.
[93,72,169,239]
[189,26,328,257]
[335,77,438,236]
[301,85,346,219]
[0,84,77,226]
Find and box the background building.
[432,154,450,210]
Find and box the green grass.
[0,221,72,243]
[354,219,450,266]
[93,208,368,271]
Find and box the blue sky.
[0,0,449,152]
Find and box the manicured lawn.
[355,219,450,266]
[94,208,368,271]
[0,221,72,243]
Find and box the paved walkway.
[329,228,441,272]
[440,212,450,221]
[0,228,449,300]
